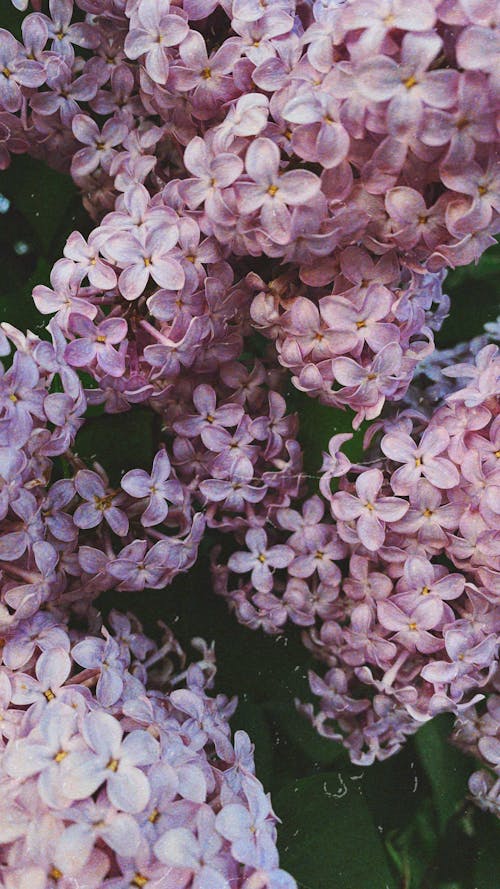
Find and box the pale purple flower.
[56,798,141,872]
[179,136,244,214]
[71,114,129,178]
[63,231,117,290]
[377,598,443,654]
[4,702,82,808]
[121,449,183,527]
[173,383,244,442]
[124,0,189,85]
[358,32,458,136]
[72,630,126,706]
[155,806,231,889]
[0,28,45,112]
[169,30,241,119]
[30,61,98,126]
[105,226,184,300]
[45,0,99,57]
[32,259,97,328]
[216,775,278,868]
[11,646,71,706]
[236,137,321,244]
[65,314,128,378]
[331,468,408,551]
[60,711,159,813]
[74,469,129,536]
[228,528,294,593]
[2,612,70,669]
[381,427,459,495]
[422,628,497,686]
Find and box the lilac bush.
[0,0,499,882]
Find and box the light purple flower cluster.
[214,337,500,764]
[0,610,294,888]
[0,0,499,832]
[0,0,498,423]
[0,324,204,630]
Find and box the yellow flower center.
[54,749,68,763]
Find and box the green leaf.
[362,742,426,834]
[414,715,471,831]
[385,799,439,889]
[264,700,346,769]
[436,242,499,349]
[275,772,397,889]
[472,812,500,889]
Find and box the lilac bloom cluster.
[0,0,497,423]
[0,324,204,630]
[0,610,295,889]
[451,677,500,818]
[214,337,500,764]
[0,0,499,832]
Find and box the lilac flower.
[32,259,97,328]
[0,28,45,113]
[30,60,98,127]
[179,136,244,214]
[71,114,129,178]
[72,630,126,706]
[155,806,231,889]
[2,612,70,669]
[200,463,268,513]
[358,33,458,136]
[331,468,408,551]
[236,137,321,244]
[44,0,99,57]
[121,449,183,527]
[56,798,141,872]
[11,646,71,706]
[63,231,117,290]
[107,539,170,590]
[173,384,244,442]
[60,711,159,813]
[377,598,443,654]
[216,775,278,868]
[228,528,294,593]
[381,427,459,495]
[169,30,241,119]
[422,628,497,689]
[74,469,129,536]
[65,314,128,378]
[124,0,189,85]
[4,702,81,807]
[106,226,185,300]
